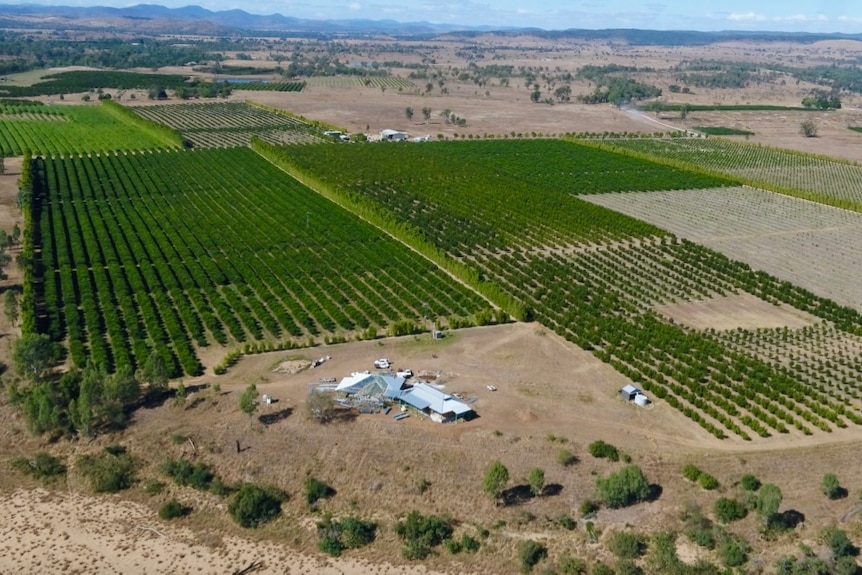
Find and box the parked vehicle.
[397,368,413,378]
[374,358,390,369]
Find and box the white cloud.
[348,1,361,11]
[727,12,767,22]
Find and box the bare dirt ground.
[655,292,817,331]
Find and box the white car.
[486,385,497,391]
[397,369,413,378]
[374,358,390,369]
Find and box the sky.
[7,0,862,33]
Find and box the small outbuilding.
[379,129,408,141]
[620,384,641,402]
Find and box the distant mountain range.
[0,3,504,35]
[3,3,862,42]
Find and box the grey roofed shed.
[620,384,640,401]
[396,383,474,422]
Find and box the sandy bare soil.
[0,488,454,575]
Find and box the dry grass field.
[4,34,862,574]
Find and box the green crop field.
[0,102,180,155]
[16,97,862,441]
[304,76,418,91]
[129,102,327,148]
[28,147,493,377]
[226,81,305,92]
[0,70,193,97]
[261,138,862,440]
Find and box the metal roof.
[399,383,473,416]
[336,373,405,398]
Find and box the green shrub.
[317,514,377,557]
[714,497,748,523]
[682,463,702,482]
[683,509,717,550]
[595,465,651,509]
[820,526,857,558]
[518,539,547,573]
[557,556,587,574]
[76,446,137,493]
[740,474,761,491]
[834,556,861,575]
[318,532,343,557]
[822,473,843,500]
[592,564,615,575]
[395,511,454,560]
[158,498,191,520]
[228,483,285,528]
[588,440,619,461]
[304,476,336,504]
[557,448,578,466]
[608,531,647,559]
[460,533,480,553]
[579,499,599,517]
[697,472,719,490]
[444,538,462,554]
[718,534,749,567]
[687,524,717,550]
[682,464,718,490]
[11,452,66,481]
[555,513,576,530]
[160,458,217,491]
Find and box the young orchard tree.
[756,483,783,530]
[800,120,818,138]
[240,383,258,423]
[528,467,545,498]
[4,289,18,327]
[405,107,414,122]
[483,460,509,506]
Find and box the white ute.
[374,358,390,369]
[396,368,413,378]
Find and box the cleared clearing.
[655,292,817,331]
[584,186,862,311]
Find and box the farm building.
[620,384,649,406]
[379,129,408,141]
[395,383,474,423]
[336,372,405,399]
